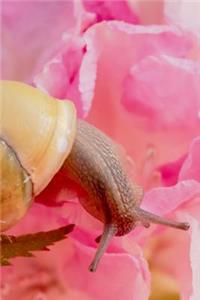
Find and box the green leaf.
[0,224,74,266]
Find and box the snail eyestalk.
[136,208,190,231]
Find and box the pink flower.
[1,1,200,300]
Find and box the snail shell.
[0,140,32,231]
[0,81,76,231]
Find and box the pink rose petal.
[165,1,200,35]
[143,226,192,300]
[158,155,186,186]
[82,21,195,168]
[1,1,72,81]
[0,239,94,300]
[164,1,200,61]
[157,212,200,300]
[34,36,88,117]
[130,0,164,25]
[179,137,200,182]
[2,203,150,300]
[1,1,94,82]
[1,239,150,300]
[63,239,150,300]
[187,215,200,300]
[141,179,200,216]
[35,166,103,236]
[122,55,200,129]
[83,0,139,24]
[7,203,67,235]
[2,4,200,300]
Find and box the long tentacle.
[136,208,189,230]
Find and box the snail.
[0,80,189,272]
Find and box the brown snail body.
[0,81,189,272]
[63,120,189,271]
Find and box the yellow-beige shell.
[0,80,77,231]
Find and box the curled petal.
[34,37,88,117]
[141,180,200,216]
[34,30,97,117]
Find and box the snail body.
[0,81,189,272]
[63,120,189,271]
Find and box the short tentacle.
[89,224,117,272]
